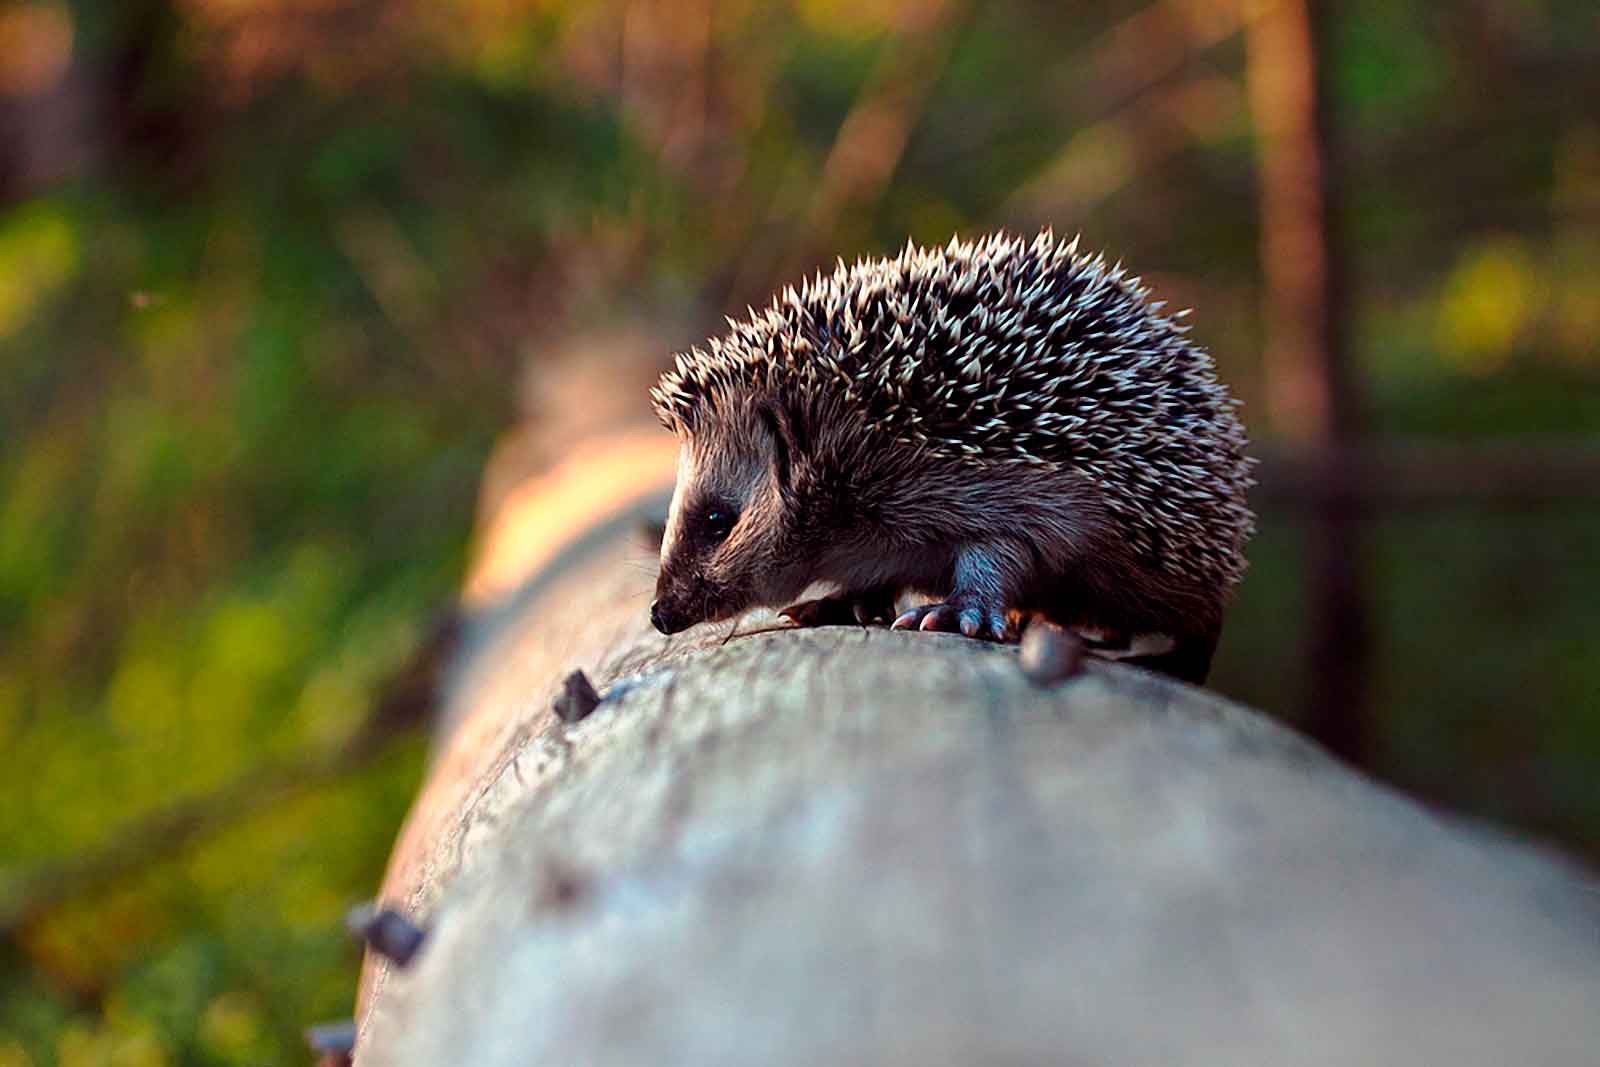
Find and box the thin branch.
[802,1,970,241]
[730,0,972,299]
[1004,70,1243,218]
[994,0,1244,209]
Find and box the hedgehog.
[647,230,1255,683]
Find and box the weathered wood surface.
[354,431,1600,1066]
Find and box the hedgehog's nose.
[650,599,686,635]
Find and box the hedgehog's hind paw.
[892,598,1014,641]
[780,588,898,629]
[779,597,857,628]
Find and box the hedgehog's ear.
[755,401,801,487]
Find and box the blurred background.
[1,0,1597,1062]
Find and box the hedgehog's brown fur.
[649,230,1255,682]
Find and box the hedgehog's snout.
[649,597,692,636]
[650,564,696,634]
[650,570,725,635]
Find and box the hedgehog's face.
[651,404,814,635]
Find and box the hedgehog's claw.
[892,600,1013,641]
[892,606,925,631]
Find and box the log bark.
[353,428,1600,1066]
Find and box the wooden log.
[354,429,1600,1066]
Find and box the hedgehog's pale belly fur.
[650,230,1256,682]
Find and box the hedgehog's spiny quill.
[651,230,1255,597]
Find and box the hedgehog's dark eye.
[702,508,736,542]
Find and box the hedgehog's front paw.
[892,598,1014,641]
[781,589,897,628]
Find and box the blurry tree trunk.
[1244,0,1369,765]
